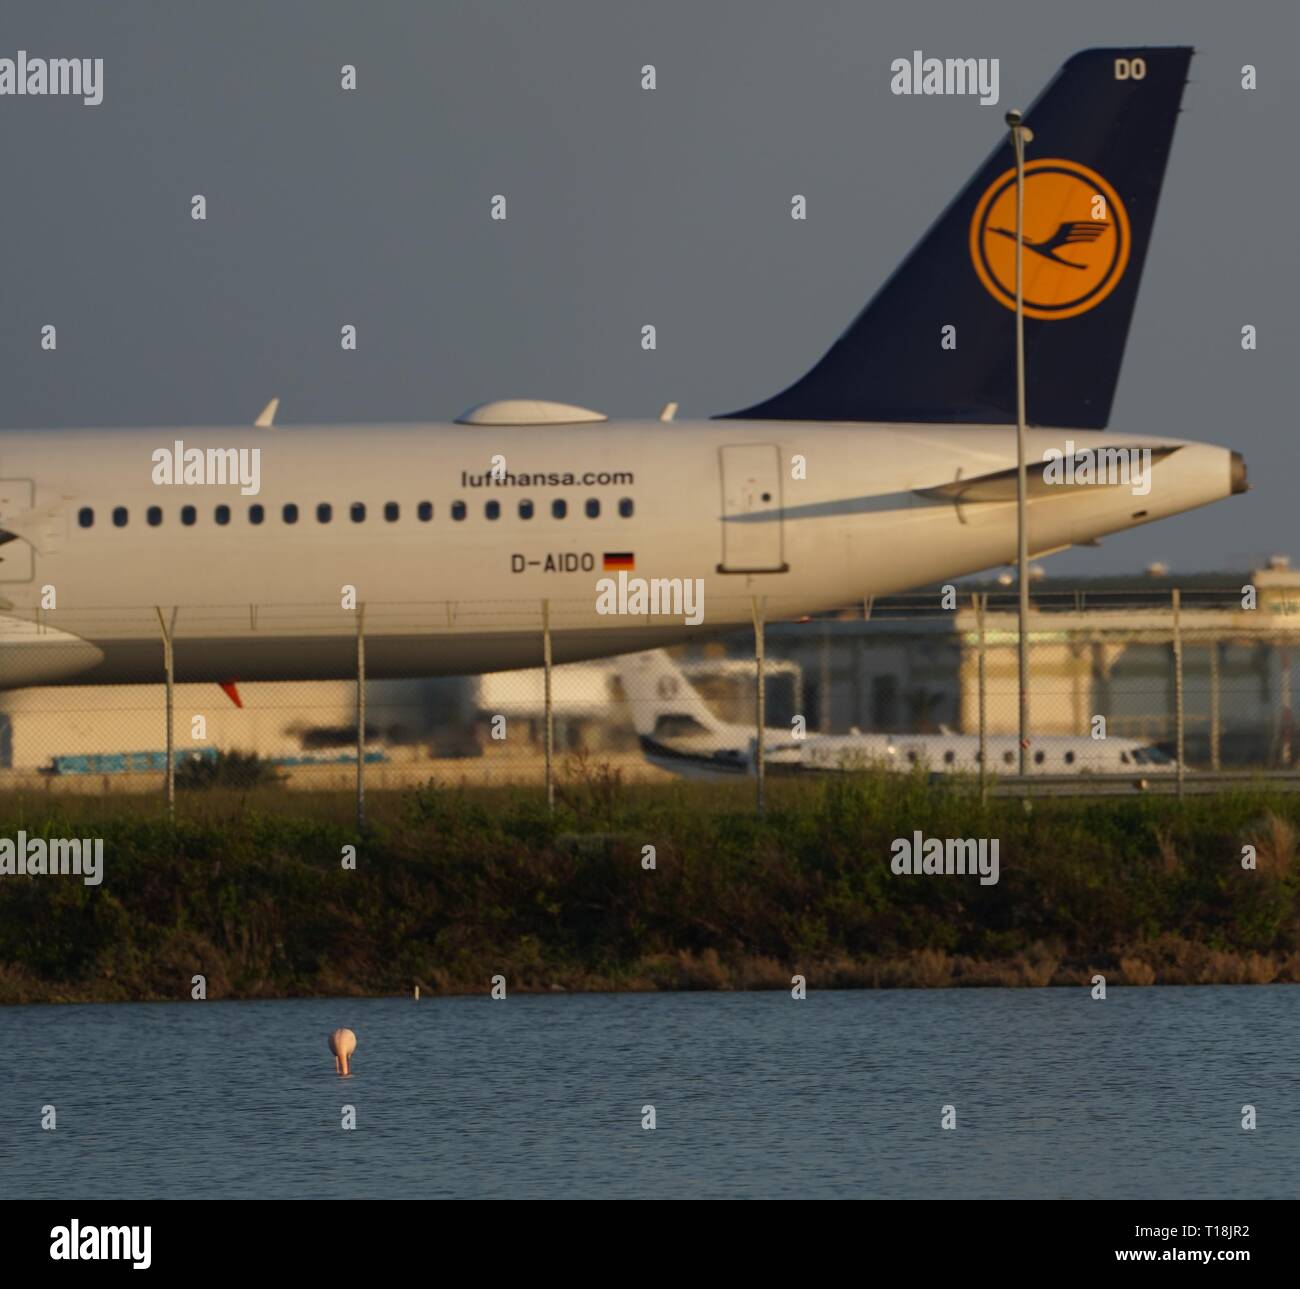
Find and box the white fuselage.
[644,726,1176,780]
[0,421,1238,686]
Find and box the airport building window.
[181,505,196,526]
[585,498,600,518]
[485,500,500,520]
[384,502,399,522]
[249,504,264,525]
[78,507,94,528]
[112,506,128,528]
[283,504,298,524]
[215,505,230,526]
[552,499,567,519]
[351,502,366,523]
[417,501,432,522]
[619,497,634,518]
[317,503,332,523]
[872,676,898,728]
[451,501,466,521]
[147,506,162,527]
[519,500,534,519]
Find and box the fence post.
[753,595,766,816]
[356,602,366,830]
[976,592,988,804]
[543,599,554,812]
[1172,589,1184,797]
[155,607,174,820]
[1281,640,1294,767]
[1209,639,1221,771]
[819,622,832,734]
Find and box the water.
[3,987,1297,1198]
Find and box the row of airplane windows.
[76,497,636,528]
[905,747,1163,766]
[908,748,1079,766]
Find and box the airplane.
[0,47,1246,693]
[616,649,1178,780]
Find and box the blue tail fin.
[718,47,1192,429]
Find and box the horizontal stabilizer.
[914,446,1179,504]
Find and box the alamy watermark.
[0,833,103,885]
[1042,441,1152,496]
[890,51,999,105]
[0,52,102,105]
[595,572,705,626]
[151,442,262,495]
[891,831,1000,885]
[50,1221,150,1269]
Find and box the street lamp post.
[1006,108,1034,779]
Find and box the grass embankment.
[2,769,1299,1002]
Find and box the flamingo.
[328,1028,357,1076]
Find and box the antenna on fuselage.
[658,401,678,422]
[254,398,280,428]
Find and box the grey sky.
[2,0,1295,575]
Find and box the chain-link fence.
[1,577,1298,814]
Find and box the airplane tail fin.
[718,47,1192,429]
[616,651,727,738]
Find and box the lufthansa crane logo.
[969,159,1129,320]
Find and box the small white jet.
[0,47,1244,692]
[617,650,1177,779]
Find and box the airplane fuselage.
[0,420,1239,685]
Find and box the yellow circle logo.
[969,159,1129,320]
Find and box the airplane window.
[283,504,298,524]
[417,502,432,521]
[249,504,264,525]
[586,498,600,518]
[350,502,366,523]
[182,505,196,526]
[1003,750,1014,765]
[552,499,567,519]
[147,506,162,527]
[215,505,230,526]
[1064,750,1075,765]
[384,502,399,522]
[619,498,634,518]
[112,506,128,528]
[1034,750,1045,765]
[1133,746,1174,765]
[944,750,955,764]
[317,503,332,523]
[451,501,466,521]
[78,507,93,528]
[485,500,500,520]
[519,500,534,519]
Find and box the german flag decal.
[603,552,635,571]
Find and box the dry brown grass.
[1242,811,1297,877]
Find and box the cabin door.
[718,444,787,573]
